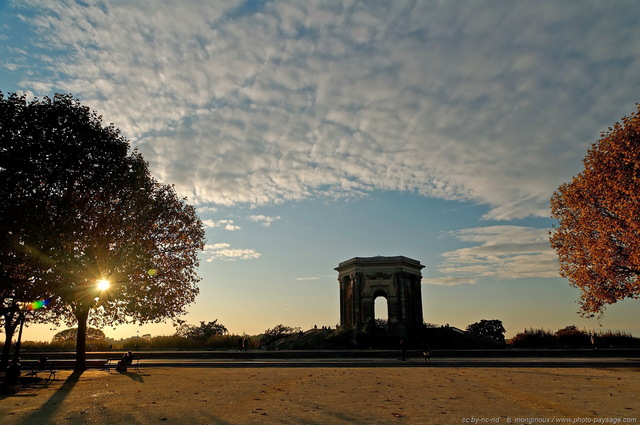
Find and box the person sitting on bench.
[116,351,134,372]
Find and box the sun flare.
[97,279,111,291]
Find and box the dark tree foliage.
[361,318,388,333]
[509,328,557,348]
[53,327,106,342]
[550,104,640,317]
[466,319,506,344]
[259,324,300,346]
[554,326,591,348]
[176,320,228,341]
[0,92,205,370]
[1,92,64,368]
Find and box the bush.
[595,330,640,348]
[510,327,640,348]
[325,328,355,348]
[509,328,557,348]
[555,326,591,348]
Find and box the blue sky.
[2,0,639,340]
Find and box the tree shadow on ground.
[0,374,58,401]
[118,370,147,382]
[17,370,83,425]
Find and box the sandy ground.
[1,366,638,424]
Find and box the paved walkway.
[115,356,640,368]
[20,349,640,369]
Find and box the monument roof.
[335,255,424,272]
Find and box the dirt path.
[1,367,638,424]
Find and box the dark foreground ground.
[1,365,639,424]
[1,350,639,424]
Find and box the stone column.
[413,275,424,325]
[397,272,407,324]
[338,276,345,328]
[354,272,362,330]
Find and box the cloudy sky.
[2,0,639,340]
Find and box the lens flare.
[97,279,111,291]
[25,300,50,311]
[148,269,157,276]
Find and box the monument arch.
[372,289,389,320]
[335,256,425,334]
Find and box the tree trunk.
[1,327,16,371]
[0,308,19,370]
[74,306,90,371]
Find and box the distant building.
[335,256,424,336]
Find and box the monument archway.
[373,289,389,321]
[335,256,425,333]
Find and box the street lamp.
[136,330,139,351]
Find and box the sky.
[1,0,639,341]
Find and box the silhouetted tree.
[177,320,228,341]
[1,92,64,369]
[550,104,640,317]
[53,327,106,342]
[0,93,205,370]
[466,319,506,344]
[260,324,300,346]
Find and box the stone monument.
[335,256,425,335]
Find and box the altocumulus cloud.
[249,215,281,228]
[9,1,640,219]
[203,243,261,262]
[202,219,241,231]
[423,226,559,285]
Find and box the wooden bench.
[24,362,59,381]
[21,360,59,382]
[103,356,141,372]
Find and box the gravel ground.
[1,366,638,424]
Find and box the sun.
[97,279,111,291]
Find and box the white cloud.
[422,276,478,286]
[196,206,218,213]
[11,1,640,219]
[204,243,230,251]
[203,242,261,262]
[249,214,281,227]
[202,219,240,231]
[427,226,559,284]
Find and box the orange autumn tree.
[550,104,640,317]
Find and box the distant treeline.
[2,322,297,351]
[3,324,639,351]
[509,327,640,348]
[6,334,262,351]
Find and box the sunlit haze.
[1,1,638,342]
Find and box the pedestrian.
[400,339,406,361]
[422,342,431,364]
